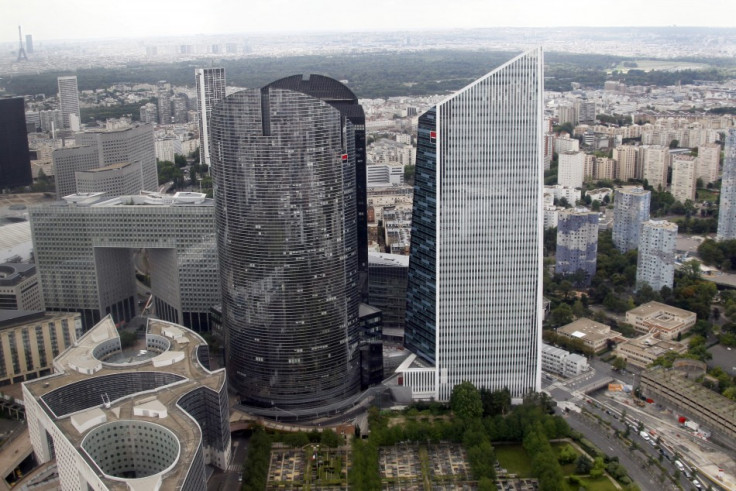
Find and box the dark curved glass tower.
[210,87,360,409]
[264,75,368,298]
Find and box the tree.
[450,381,483,419]
[174,154,187,167]
[669,139,679,149]
[320,429,343,447]
[480,387,511,417]
[590,456,606,479]
[549,303,574,327]
[613,356,627,371]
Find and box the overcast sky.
[3,0,736,43]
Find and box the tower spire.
[17,26,28,62]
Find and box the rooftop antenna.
[17,26,28,62]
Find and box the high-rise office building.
[57,76,81,130]
[402,48,543,401]
[612,186,651,253]
[637,220,677,291]
[0,96,32,189]
[210,83,361,410]
[671,154,696,204]
[157,82,172,125]
[265,74,369,286]
[29,192,217,331]
[555,208,599,285]
[717,129,736,240]
[613,145,639,181]
[194,68,226,167]
[558,151,585,188]
[697,143,720,185]
[172,93,190,124]
[368,252,409,342]
[53,124,158,197]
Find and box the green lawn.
[495,445,533,477]
[697,188,719,202]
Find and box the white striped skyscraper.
[717,129,736,241]
[405,48,544,401]
[195,68,226,167]
[57,76,80,130]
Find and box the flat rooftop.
[78,162,132,173]
[56,191,213,208]
[23,316,225,490]
[368,251,410,267]
[558,318,616,343]
[627,301,694,320]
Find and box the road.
[545,360,715,491]
[564,411,672,491]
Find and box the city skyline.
[3,0,735,43]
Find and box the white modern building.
[558,151,585,188]
[541,343,589,378]
[402,48,543,401]
[194,68,226,167]
[57,76,80,130]
[612,186,651,253]
[367,164,404,187]
[554,135,579,154]
[718,129,736,240]
[544,185,581,206]
[636,220,677,292]
[22,316,230,490]
[671,154,697,204]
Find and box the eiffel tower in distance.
[17,26,28,62]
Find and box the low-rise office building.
[0,310,80,386]
[541,343,589,377]
[625,301,696,340]
[23,315,230,490]
[558,318,622,354]
[0,262,43,311]
[613,332,688,368]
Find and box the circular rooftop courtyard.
[82,420,180,480]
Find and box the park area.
[262,440,621,490]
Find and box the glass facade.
[211,87,360,409]
[265,75,369,296]
[405,49,544,401]
[0,96,32,189]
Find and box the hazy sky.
[3,0,736,43]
